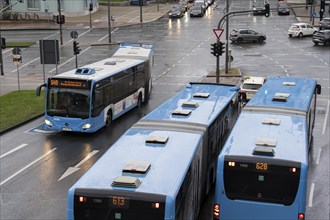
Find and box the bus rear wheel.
[137,93,142,108]
[106,110,112,126]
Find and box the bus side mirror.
[316,84,321,95]
[36,83,46,96]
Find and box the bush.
[2,11,12,20]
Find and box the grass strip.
[0,90,44,132]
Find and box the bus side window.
[92,89,104,116]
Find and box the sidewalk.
[0,2,173,31]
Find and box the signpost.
[212,28,224,83]
[12,47,22,91]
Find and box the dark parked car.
[277,3,290,15]
[230,29,266,43]
[313,30,330,46]
[319,17,330,29]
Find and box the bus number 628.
[256,162,268,171]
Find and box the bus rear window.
[223,156,301,206]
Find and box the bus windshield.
[47,87,90,119]
[224,156,301,206]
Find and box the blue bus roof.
[51,43,153,82]
[142,83,239,126]
[245,76,317,114]
[69,128,202,197]
[220,111,308,163]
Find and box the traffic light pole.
[0,30,4,76]
[57,0,63,45]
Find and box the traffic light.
[1,37,6,49]
[219,41,225,56]
[73,41,81,55]
[211,43,219,57]
[320,0,325,20]
[56,15,65,24]
[89,3,93,11]
[308,0,314,5]
[265,3,270,17]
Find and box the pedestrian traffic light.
[211,43,219,57]
[89,3,93,11]
[265,3,270,17]
[73,41,81,55]
[219,41,225,56]
[1,38,6,49]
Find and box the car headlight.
[82,123,92,129]
[45,119,52,126]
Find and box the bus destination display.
[49,79,90,89]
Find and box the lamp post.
[108,0,112,43]
[57,0,63,45]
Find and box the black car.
[277,3,290,15]
[313,30,330,46]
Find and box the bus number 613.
[112,196,125,207]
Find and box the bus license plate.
[62,127,72,131]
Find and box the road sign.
[312,12,316,17]
[213,28,224,39]
[13,54,22,65]
[70,31,78,39]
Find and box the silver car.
[230,29,266,43]
[319,17,330,29]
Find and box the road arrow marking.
[58,150,99,181]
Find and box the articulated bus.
[68,82,241,220]
[36,43,153,133]
[214,76,321,220]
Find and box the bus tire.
[106,110,112,127]
[137,93,142,108]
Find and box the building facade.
[0,0,98,17]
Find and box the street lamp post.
[57,0,63,45]
[108,0,112,43]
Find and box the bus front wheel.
[106,110,112,126]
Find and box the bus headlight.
[45,119,52,126]
[82,123,92,129]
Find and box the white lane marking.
[308,183,315,207]
[0,148,57,186]
[316,147,322,165]
[322,100,329,135]
[58,150,99,181]
[0,144,28,159]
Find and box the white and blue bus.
[214,76,321,220]
[36,43,153,133]
[67,82,241,220]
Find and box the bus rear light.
[79,196,87,203]
[152,202,160,208]
[290,167,297,173]
[213,204,220,219]
[298,213,305,220]
[228,161,235,167]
